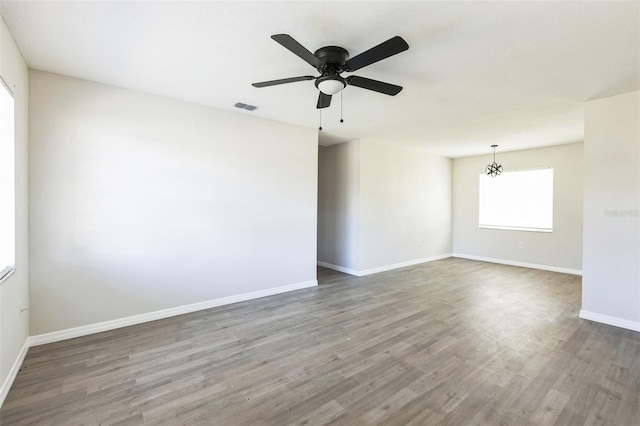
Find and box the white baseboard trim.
[359,254,453,276]
[579,310,640,333]
[0,338,29,408]
[29,280,317,347]
[318,254,453,277]
[452,253,582,276]
[317,261,361,276]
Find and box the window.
[0,77,15,281]
[479,168,553,232]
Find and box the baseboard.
[318,254,453,277]
[0,338,29,408]
[452,253,582,276]
[29,280,317,347]
[358,254,453,276]
[579,310,640,333]
[317,261,361,276]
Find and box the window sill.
[479,225,553,233]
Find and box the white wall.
[582,91,639,331]
[0,16,29,405]
[317,139,453,274]
[453,143,584,273]
[317,140,360,270]
[359,140,452,271]
[29,71,318,335]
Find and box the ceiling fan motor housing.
[313,46,349,95]
[313,46,349,70]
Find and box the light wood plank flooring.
[2,258,639,425]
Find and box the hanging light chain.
[318,89,345,130]
[486,144,503,177]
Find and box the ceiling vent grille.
[234,102,257,111]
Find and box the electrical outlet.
[519,242,525,249]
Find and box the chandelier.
[485,145,503,178]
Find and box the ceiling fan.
[252,34,409,109]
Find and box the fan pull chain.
[319,109,322,131]
[340,90,344,123]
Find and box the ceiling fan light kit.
[315,76,346,95]
[252,34,409,110]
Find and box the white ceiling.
[1,1,638,157]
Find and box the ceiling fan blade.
[271,34,324,68]
[344,36,409,72]
[346,75,403,95]
[317,92,332,109]
[252,76,315,88]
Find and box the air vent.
[234,102,257,111]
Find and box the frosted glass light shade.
[317,78,345,95]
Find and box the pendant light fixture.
[486,144,503,178]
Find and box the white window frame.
[0,76,15,283]
[479,167,554,233]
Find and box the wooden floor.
[2,258,639,425]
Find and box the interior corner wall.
[317,140,361,271]
[582,90,639,330]
[0,16,29,403]
[452,143,584,272]
[28,70,318,335]
[317,139,453,274]
[358,140,452,271]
